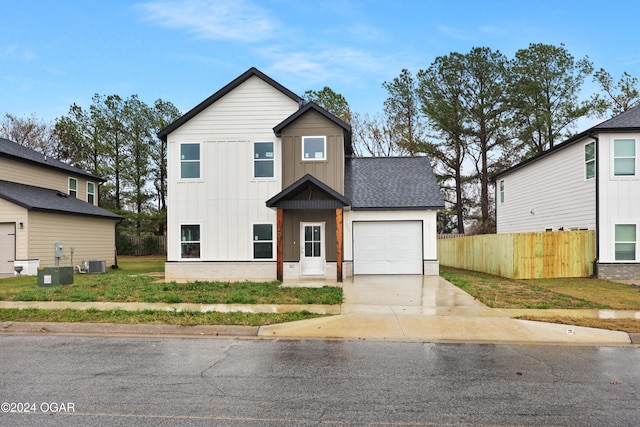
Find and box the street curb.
[629,333,640,344]
[0,322,259,337]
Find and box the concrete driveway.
[259,275,632,344]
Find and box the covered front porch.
[266,174,350,282]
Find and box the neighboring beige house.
[159,67,444,282]
[0,138,121,275]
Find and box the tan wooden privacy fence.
[437,230,595,279]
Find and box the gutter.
[590,133,600,277]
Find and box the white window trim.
[613,222,637,262]
[584,141,595,180]
[180,142,201,180]
[180,223,202,260]
[612,138,636,178]
[68,177,78,197]
[302,136,327,161]
[87,181,96,205]
[252,222,274,260]
[499,180,505,204]
[253,141,275,180]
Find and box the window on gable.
[613,139,635,176]
[87,182,95,205]
[181,225,200,259]
[253,224,273,259]
[302,136,326,160]
[585,141,595,179]
[180,143,200,179]
[68,178,77,197]
[254,142,274,178]
[615,224,636,261]
[499,180,505,203]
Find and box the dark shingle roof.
[266,174,350,209]
[345,157,444,210]
[593,105,640,129]
[159,67,303,140]
[0,138,103,181]
[0,180,121,219]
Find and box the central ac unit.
[87,260,106,274]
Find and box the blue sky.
[2,0,639,130]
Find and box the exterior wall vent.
[87,260,106,274]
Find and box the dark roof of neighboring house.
[266,174,350,209]
[273,101,353,155]
[345,156,445,210]
[0,180,122,219]
[494,105,640,180]
[158,67,303,140]
[0,138,104,181]
[593,105,640,130]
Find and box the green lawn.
[0,256,340,325]
[0,256,341,305]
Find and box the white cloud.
[436,25,474,41]
[137,0,279,42]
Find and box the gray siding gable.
[345,156,444,210]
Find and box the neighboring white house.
[159,67,444,282]
[494,106,640,281]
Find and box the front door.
[300,222,325,276]
[0,223,16,274]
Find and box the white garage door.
[353,221,423,275]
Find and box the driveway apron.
[259,275,631,344]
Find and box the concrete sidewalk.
[0,275,638,345]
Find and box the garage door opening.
[353,221,423,275]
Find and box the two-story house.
[494,106,640,281]
[160,67,444,282]
[0,138,120,275]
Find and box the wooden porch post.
[276,208,283,282]
[336,208,343,282]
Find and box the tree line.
[1,95,181,238]
[310,43,640,235]
[2,42,639,238]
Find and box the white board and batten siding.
[596,132,640,263]
[166,76,300,261]
[496,137,596,234]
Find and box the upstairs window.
[613,139,635,176]
[253,224,273,259]
[68,178,77,197]
[585,141,595,179]
[615,224,636,261]
[180,143,200,179]
[302,136,326,161]
[254,142,274,178]
[499,180,505,203]
[180,225,200,259]
[87,182,95,205]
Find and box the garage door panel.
[353,221,422,275]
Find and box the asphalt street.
[1,335,639,426]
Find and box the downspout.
[591,133,600,277]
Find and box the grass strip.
[517,316,640,334]
[0,308,327,326]
[0,275,342,305]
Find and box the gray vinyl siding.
[281,110,345,193]
[496,138,596,233]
